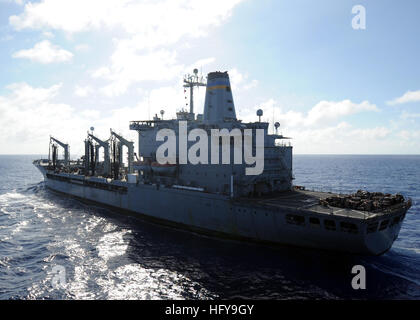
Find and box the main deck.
[240,189,410,220]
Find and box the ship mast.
[183,68,206,118]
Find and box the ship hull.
[36,167,409,256]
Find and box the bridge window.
[286,214,305,226]
[340,222,358,234]
[324,219,336,231]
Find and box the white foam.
[0,192,26,203]
[97,230,130,261]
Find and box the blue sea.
[0,155,419,299]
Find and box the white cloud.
[287,123,393,154]
[0,83,76,153]
[42,31,54,38]
[254,99,379,129]
[74,85,93,97]
[80,109,101,119]
[236,98,391,154]
[228,68,244,89]
[0,82,137,154]
[75,43,89,52]
[10,0,243,47]
[95,48,184,97]
[12,40,73,63]
[387,90,420,105]
[91,67,110,78]
[4,82,62,105]
[10,0,243,96]
[398,130,420,140]
[185,57,215,74]
[229,68,259,92]
[348,126,390,140]
[400,111,420,120]
[244,79,258,90]
[305,100,379,126]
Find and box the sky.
[0,0,419,155]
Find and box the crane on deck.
[85,133,110,176]
[110,129,134,174]
[50,136,70,167]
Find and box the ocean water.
[0,154,419,300]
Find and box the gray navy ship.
[34,70,412,255]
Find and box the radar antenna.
[257,109,263,122]
[274,122,280,134]
[183,68,206,117]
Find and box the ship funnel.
[203,71,237,122]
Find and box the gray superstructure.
[34,70,412,255]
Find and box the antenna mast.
[183,68,206,117]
